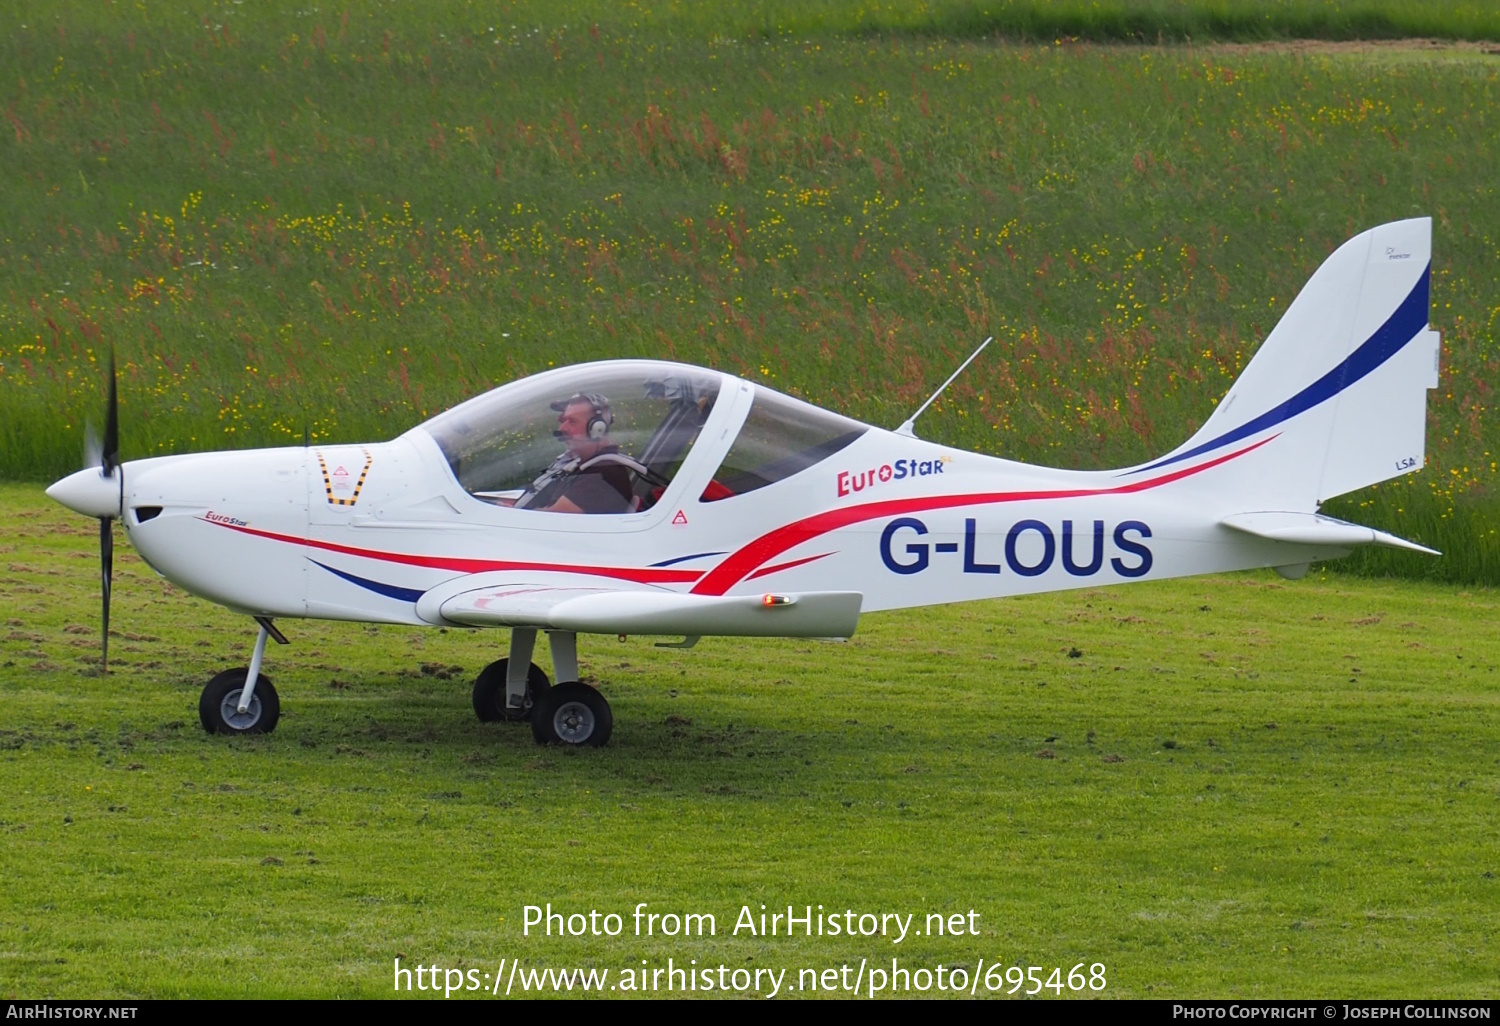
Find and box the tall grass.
[11,1,1499,44]
[0,4,1496,580]
[759,1,1500,43]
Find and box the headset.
[551,392,613,441]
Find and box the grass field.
[0,3,1497,580]
[1,483,1497,997]
[718,0,1500,43]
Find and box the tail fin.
[1142,218,1440,510]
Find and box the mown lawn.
[1,484,1496,997]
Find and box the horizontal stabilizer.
[438,583,863,638]
[1220,512,1439,555]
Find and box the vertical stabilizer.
[1140,218,1439,510]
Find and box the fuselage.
[72,361,1338,630]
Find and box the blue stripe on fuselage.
[311,559,425,602]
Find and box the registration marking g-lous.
[880,517,1153,579]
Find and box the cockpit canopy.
[419,361,722,512]
[417,360,868,513]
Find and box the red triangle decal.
[672,510,688,525]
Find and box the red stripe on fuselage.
[199,436,1272,596]
[203,521,706,585]
[690,436,1277,596]
[746,552,834,582]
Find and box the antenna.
[894,336,993,439]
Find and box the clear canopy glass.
[419,361,723,514]
[701,387,866,501]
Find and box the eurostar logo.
[837,456,953,498]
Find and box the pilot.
[514,393,636,514]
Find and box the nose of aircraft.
[46,467,123,519]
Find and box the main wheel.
[199,668,280,735]
[530,682,613,747]
[472,659,551,722]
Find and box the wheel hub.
[219,688,262,731]
[553,700,595,743]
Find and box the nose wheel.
[199,619,285,735]
[200,668,280,734]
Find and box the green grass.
[0,5,1497,580]
[2,482,1497,997]
[10,1,1500,44]
[736,0,1500,43]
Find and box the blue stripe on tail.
[1131,263,1430,475]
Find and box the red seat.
[700,479,735,502]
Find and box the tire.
[199,668,280,735]
[530,681,612,747]
[472,659,550,722]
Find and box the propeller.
[86,353,120,674]
[46,351,126,672]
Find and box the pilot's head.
[551,392,613,457]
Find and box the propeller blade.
[84,422,103,470]
[100,516,113,674]
[102,351,119,476]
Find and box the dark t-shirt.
[557,449,634,513]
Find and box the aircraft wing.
[433,581,863,638]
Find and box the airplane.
[45,217,1442,747]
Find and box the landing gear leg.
[506,629,539,714]
[531,631,613,747]
[199,617,287,735]
[548,630,578,686]
[471,628,551,722]
[238,623,269,715]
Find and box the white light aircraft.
[47,218,1442,746]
